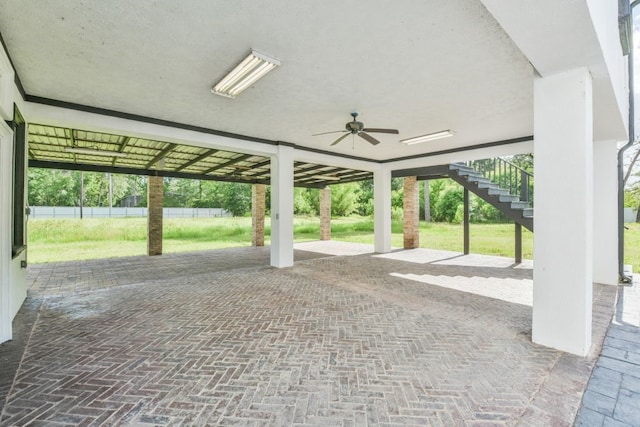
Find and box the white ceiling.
[0,0,534,161]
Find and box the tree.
[434,184,463,222]
[331,183,359,216]
[28,169,78,206]
[294,187,317,215]
[221,182,252,216]
[357,179,374,216]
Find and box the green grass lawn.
[27,217,639,270]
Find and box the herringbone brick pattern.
[0,246,616,426]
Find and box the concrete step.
[523,208,533,218]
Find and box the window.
[11,105,25,258]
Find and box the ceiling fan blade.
[312,130,348,136]
[362,128,399,134]
[330,133,351,146]
[359,132,381,145]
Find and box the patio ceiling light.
[400,130,455,145]
[211,50,281,98]
[65,147,128,158]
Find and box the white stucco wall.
[0,119,13,343]
[0,42,27,343]
[10,256,26,319]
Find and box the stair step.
[487,188,509,196]
[455,169,482,178]
[450,163,480,175]
[510,201,530,209]
[477,181,500,189]
[450,163,474,172]
[498,194,518,202]
[523,208,534,218]
[466,176,491,184]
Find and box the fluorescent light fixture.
[65,147,128,158]
[400,130,455,145]
[212,50,281,98]
[312,175,341,181]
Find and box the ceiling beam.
[112,136,130,166]
[175,149,219,172]
[29,159,270,186]
[145,143,177,168]
[237,159,271,177]
[391,164,450,178]
[334,175,373,185]
[295,164,336,176]
[294,183,327,189]
[203,153,253,174]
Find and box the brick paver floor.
[0,244,618,426]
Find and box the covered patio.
[0,1,637,425]
[0,243,620,425]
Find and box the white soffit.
[480,0,628,142]
[0,0,535,161]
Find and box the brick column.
[147,175,163,256]
[252,184,266,247]
[403,176,419,249]
[319,187,331,241]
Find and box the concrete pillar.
[251,184,266,247]
[532,68,593,356]
[374,168,392,253]
[147,175,164,256]
[593,140,618,285]
[270,145,294,268]
[319,187,331,241]
[403,176,419,249]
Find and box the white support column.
[533,68,594,356]
[374,168,392,253]
[593,140,618,285]
[270,145,295,268]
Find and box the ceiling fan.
[313,112,399,146]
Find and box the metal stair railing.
[466,158,533,205]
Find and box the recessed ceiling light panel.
[400,130,455,145]
[212,50,281,98]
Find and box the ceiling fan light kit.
[211,50,280,98]
[400,130,455,145]
[313,112,399,147]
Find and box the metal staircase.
[448,160,533,232]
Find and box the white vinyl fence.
[29,206,231,219]
[625,208,637,223]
